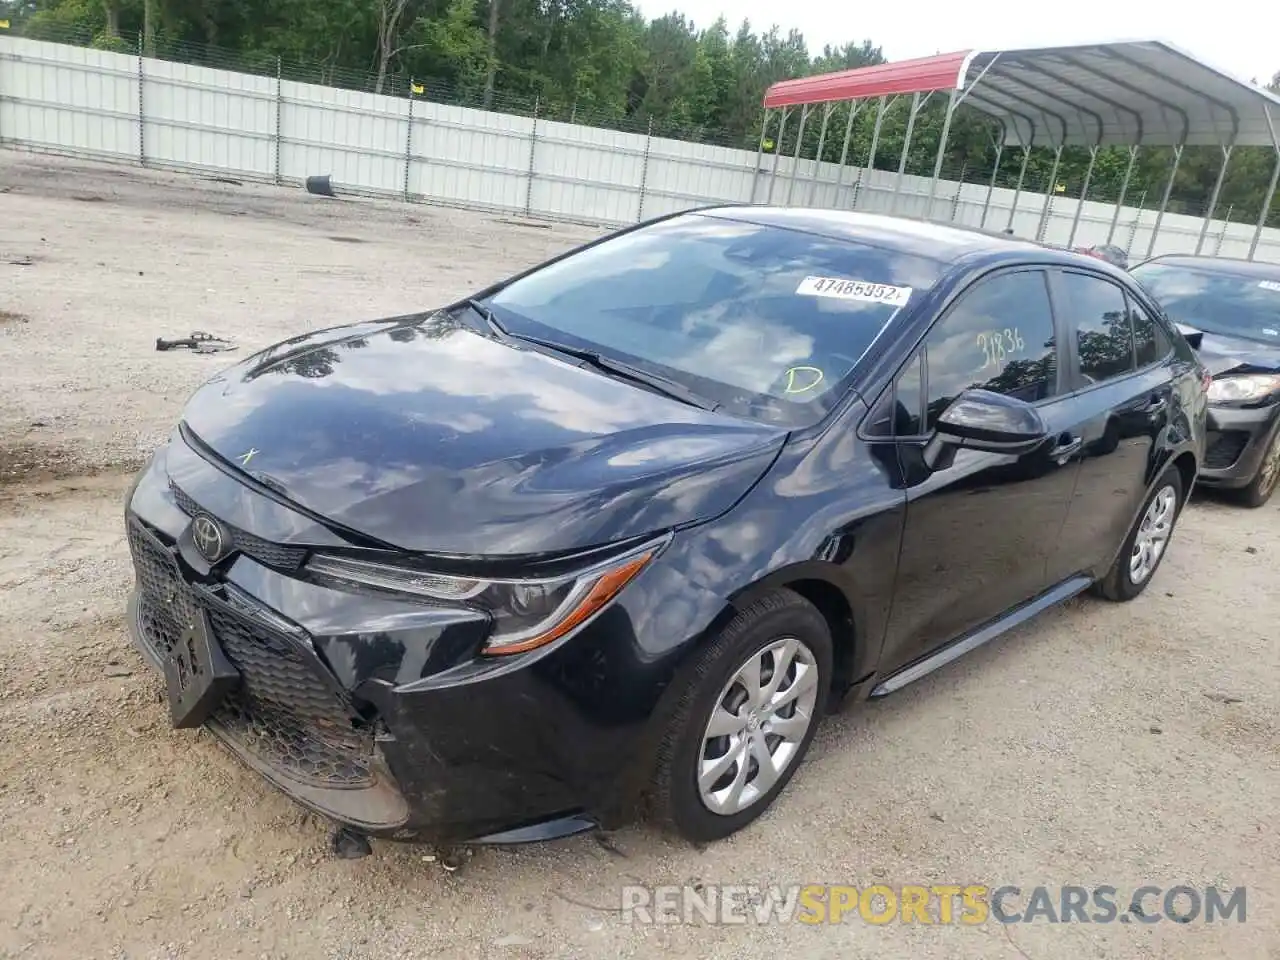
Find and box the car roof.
[1136,254,1280,281]
[693,206,1048,264]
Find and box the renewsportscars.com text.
[620,884,1247,925]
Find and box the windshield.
[1130,262,1280,345]
[485,213,942,425]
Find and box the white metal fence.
[2,35,1278,263]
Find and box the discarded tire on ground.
[305,175,336,197]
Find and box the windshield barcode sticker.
[1259,280,1280,293]
[796,276,913,306]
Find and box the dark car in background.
[124,208,1207,848]
[1130,255,1280,507]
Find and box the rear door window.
[1058,271,1135,385]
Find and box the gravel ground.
[0,151,1277,960]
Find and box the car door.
[1044,268,1180,582]
[865,267,1083,677]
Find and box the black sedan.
[124,208,1208,847]
[1131,255,1280,507]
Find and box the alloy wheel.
[697,637,820,816]
[1129,485,1177,585]
[1256,431,1280,498]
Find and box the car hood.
[1176,323,1280,377]
[178,313,788,557]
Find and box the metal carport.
[755,41,1280,260]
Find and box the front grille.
[205,606,373,786]
[169,482,306,571]
[1205,430,1251,469]
[127,516,374,787]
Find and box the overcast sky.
[631,0,1278,90]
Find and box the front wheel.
[1092,465,1184,602]
[1235,428,1280,509]
[650,589,832,844]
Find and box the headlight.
[1206,374,1280,404]
[305,540,664,656]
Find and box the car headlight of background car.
[306,539,664,655]
[1206,373,1280,405]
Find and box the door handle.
[1049,434,1083,460]
[1141,396,1168,415]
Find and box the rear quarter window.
[1128,294,1175,367]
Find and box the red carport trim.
[763,50,974,109]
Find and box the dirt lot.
[1,151,1277,960]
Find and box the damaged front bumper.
[121,441,668,844]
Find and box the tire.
[1092,465,1184,602]
[1234,428,1280,509]
[650,589,833,844]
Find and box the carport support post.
[1196,139,1235,255]
[1249,160,1280,261]
[1145,143,1184,259]
[856,96,891,210]
[785,104,810,206]
[807,103,833,207]
[925,88,960,219]
[893,92,922,200]
[749,110,771,204]
[1067,146,1098,249]
[766,108,790,204]
[1106,145,1139,245]
[1036,145,1063,243]
[1248,109,1280,260]
[1006,145,1031,232]
[831,101,861,203]
[979,128,1004,229]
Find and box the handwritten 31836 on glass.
[976,328,1026,370]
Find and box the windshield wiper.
[465,299,716,411]
[515,332,719,411]
[467,298,510,338]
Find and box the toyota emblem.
[190,513,227,562]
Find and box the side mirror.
[922,389,1050,469]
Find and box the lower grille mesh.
[127,516,374,787]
